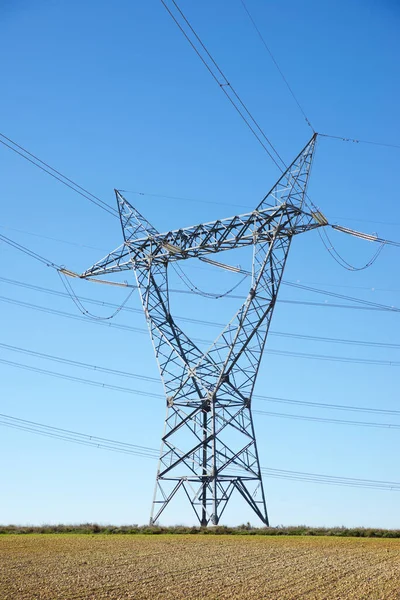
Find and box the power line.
[3,261,400,312]
[0,413,159,459]
[331,224,400,249]
[253,409,400,431]
[319,132,400,151]
[0,233,62,270]
[317,225,400,274]
[255,395,400,417]
[1,339,399,417]
[239,0,314,132]
[318,227,385,272]
[2,275,400,349]
[2,296,400,366]
[0,224,105,252]
[1,333,400,386]
[283,280,400,313]
[280,299,399,312]
[0,357,161,398]
[0,341,161,383]
[2,277,397,318]
[264,348,400,367]
[0,294,142,333]
[268,330,400,350]
[159,1,318,232]
[236,6,400,153]
[57,270,135,321]
[259,466,400,491]
[0,134,118,217]
[1,344,400,426]
[2,292,400,363]
[161,0,325,228]
[160,0,286,171]
[289,279,400,294]
[173,266,248,299]
[2,412,399,491]
[331,216,400,228]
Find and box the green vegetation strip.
[1,524,399,537]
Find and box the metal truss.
[81,133,327,526]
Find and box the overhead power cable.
[0,286,305,353]
[2,412,400,491]
[161,0,326,219]
[160,0,286,171]
[235,8,400,152]
[318,227,385,271]
[318,220,400,273]
[160,0,323,233]
[0,224,105,252]
[239,0,314,132]
[0,357,161,398]
[0,234,136,319]
[57,270,135,321]
[2,294,400,358]
[282,280,400,313]
[0,341,161,383]
[173,265,248,299]
[259,466,400,492]
[2,296,400,365]
[0,233,62,270]
[257,395,400,417]
[0,340,399,416]
[0,413,159,459]
[253,409,400,431]
[264,348,400,367]
[1,348,400,430]
[319,132,400,151]
[287,279,400,294]
[0,133,118,217]
[2,275,400,349]
[331,225,400,249]
[267,330,400,350]
[0,294,143,333]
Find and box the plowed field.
[1,534,399,599]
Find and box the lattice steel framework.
[81,134,326,525]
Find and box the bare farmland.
[1,534,399,599]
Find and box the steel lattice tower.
[81,134,326,526]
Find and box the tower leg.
[201,407,208,527]
[150,397,269,526]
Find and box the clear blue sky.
[1,0,399,527]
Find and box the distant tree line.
[1,524,400,537]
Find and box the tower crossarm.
[80,206,326,278]
[125,204,325,265]
[80,243,132,278]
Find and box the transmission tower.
[81,134,327,526]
